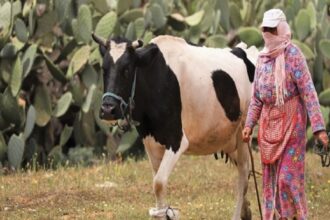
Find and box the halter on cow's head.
[92,33,146,130]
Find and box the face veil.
[260,21,292,106]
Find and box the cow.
[92,34,259,220]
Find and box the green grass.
[0,152,329,219]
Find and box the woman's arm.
[291,47,325,133]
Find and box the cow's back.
[151,35,257,154]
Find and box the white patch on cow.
[236,42,247,49]
[151,35,259,155]
[109,41,127,63]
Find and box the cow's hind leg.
[149,133,189,220]
[232,135,251,220]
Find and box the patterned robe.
[245,43,325,220]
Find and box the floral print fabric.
[245,43,325,219]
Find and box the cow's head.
[92,33,156,123]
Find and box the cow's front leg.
[143,136,165,175]
[149,133,189,220]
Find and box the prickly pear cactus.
[0,0,329,169]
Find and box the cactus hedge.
[0,0,329,169]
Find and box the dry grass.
[0,152,329,220]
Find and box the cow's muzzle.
[100,102,117,120]
[100,71,138,130]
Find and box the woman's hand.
[242,127,252,143]
[314,130,329,151]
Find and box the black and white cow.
[92,34,259,220]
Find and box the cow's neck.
[132,48,183,152]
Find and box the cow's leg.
[149,133,189,219]
[143,136,165,175]
[232,132,251,220]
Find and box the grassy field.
[0,152,329,220]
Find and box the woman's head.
[260,9,291,50]
[260,9,292,106]
[261,9,291,36]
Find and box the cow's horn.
[132,40,144,49]
[91,32,107,47]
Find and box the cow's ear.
[135,44,158,66]
[132,40,143,48]
[127,40,144,55]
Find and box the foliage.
[0,0,329,169]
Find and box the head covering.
[261,9,287,28]
[260,9,291,106]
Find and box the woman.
[242,9,329,220]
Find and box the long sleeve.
[245,62,263,129]
[290,48,325,133]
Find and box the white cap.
[261,9,286,28]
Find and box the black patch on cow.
[131,44,183,153]
[230,47,255,82]
[135,44,160,66]
[211,70,240,121]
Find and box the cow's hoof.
[149,206,179,220]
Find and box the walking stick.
[247,142,263,220]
